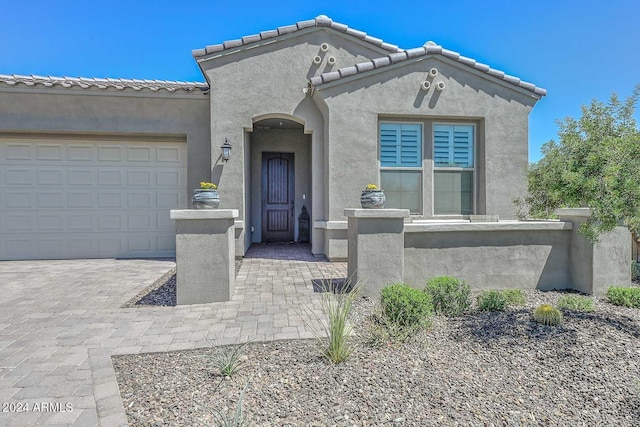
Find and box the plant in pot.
[192,182,220,209]
[360,184,385,208]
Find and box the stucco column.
[557,208,631,295]
[170,209,238,304]
[345,208,410,297]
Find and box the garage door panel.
[5,192,31,208]
[68,169,95,185]
[5,143,31,160]
[68,213,95,230]
[37,192,64,208]
[1,137,186,260]
[98,170,123,186]
[37,169,64,185]
[68,145,94,161]
[68,192,95,208]
[6,169,33,185]
[128,213,154,230]
[5,213,34,231]
[36,144,64,161]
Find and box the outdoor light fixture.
[221,138,232,162]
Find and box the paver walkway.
[0,244,346,426]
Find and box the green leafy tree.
[515,85,640,242]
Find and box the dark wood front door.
[262,152,294,242]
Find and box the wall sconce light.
[221,138,232,162]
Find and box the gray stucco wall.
[404,227,572,291]
[198,28,393,256]
[313,56,537,223]
[249,128,311,243]
[0,88,211,199]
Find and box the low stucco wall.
[346,209,631,296]
[404,222,573,291]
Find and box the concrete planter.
[360,190,385,209]
[192,189,220,209]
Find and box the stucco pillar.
[345,208,410,297]
[557,208,631,295]
[170,209,238,304]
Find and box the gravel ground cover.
[113,289,640,426]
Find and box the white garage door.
[0,136,188,260]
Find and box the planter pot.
[192,189,220,209]
[360,190,385,209]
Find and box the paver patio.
[0,244,346,426]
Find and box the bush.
[477,290,507,312]
[501,289,526,306]
[557,294,595,312]
[424,276,471,317]
[606,286,640,308]
[532,304,563,326]
[380,283,433,328]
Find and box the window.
[433,124,475,215]
[379,123,422,214]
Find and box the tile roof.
[0,74,209,94]
[309,42,547,97]
[192,15,402,58]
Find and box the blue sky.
[1,0,638,162]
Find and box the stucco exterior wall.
[0,89,211,200]
[404,226,572,291]
[198,28,392,256]
[314,56,537,223]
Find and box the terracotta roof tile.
[192,15,403,58]
[309,42,546,97]
[0,74,209,94]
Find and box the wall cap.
[556,208,591,217]
[405,220,573,233]
[314,220,348,229]
[344,208,410,218]
[170,209,239,220]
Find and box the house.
[0,15,546,262]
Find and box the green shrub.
[380,283,433,328]
[424,276,471,317]
[557,294,595,312]
[501,289,526,306]
[532,304,563,326]
[606,286,640,308]
[477,290,507,312]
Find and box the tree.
[515,85,640,242]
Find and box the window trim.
[432,122,476,216]
[379,120,424,215]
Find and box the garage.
[0,135,187,260]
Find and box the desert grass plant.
[532,304,563,326]
[557,294,595,312]
[196,339,251,377]
[196,381,250,427]
[501,289,526,306]
[606,285,640,308]
[297,277,362,364]
[477,290,507,312]
[424,276,470,317]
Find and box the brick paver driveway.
[0,244,346,426]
